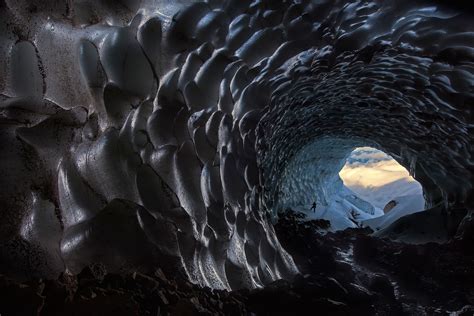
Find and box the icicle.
[409,155,417,178]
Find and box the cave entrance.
[275,139,426,232]
[339,147,425,230]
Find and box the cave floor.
[1,211,473,316]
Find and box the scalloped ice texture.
[0,0,473,289]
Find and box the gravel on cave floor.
[1,210,473,316]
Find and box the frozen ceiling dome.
[0,0,473,289]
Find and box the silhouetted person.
[311,202,317,213]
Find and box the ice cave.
[0,0,473,315]
[278,144,426,232]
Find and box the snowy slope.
[347,179,423,209]
[292,184,384,231]
[362,194,425,231]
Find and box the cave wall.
[276,138,368,209]
[0,0,473,289]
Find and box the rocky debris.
[274,210,474,315]
[353,235,474,309]
[0,266,248,316]
[0,274,44,315]
[1,210,472,315]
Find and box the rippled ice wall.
[0,0,473,289]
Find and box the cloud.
[344,147,393,167]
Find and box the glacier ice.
[0,0,473,290]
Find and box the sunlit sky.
[339,147,422,209]
[340,147,416,188]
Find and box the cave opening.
[339,146,425,230]
[274,138,425,231]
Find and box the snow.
[362,194,425,231]
[291,183,384,232]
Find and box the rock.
[383,200,397,213]
[456,305,474,316]
[154,268,168,284]
[0,275,44,315]
[78,263,107,283]
[158,291,169,305]
[368,274,395,299]
[172,299,199,315]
